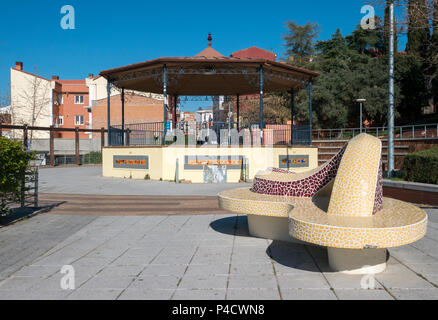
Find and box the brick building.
[55,78,91,139]
[91,92,164,137]
[9,62,164,140]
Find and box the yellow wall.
[102,146,318,183]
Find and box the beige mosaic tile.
[328,134,381,217]
[218,133,428,250]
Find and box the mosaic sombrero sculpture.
[218,133,427,274]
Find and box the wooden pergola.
[100,35,319,145]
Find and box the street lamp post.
[356,98,366,133]
[388,0,395,178]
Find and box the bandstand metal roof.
[100,40,319,96]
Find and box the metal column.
[290,89,295,145]
[387,0,395,177]
[107,80,111,146]
[163,64,168,144]
[121,87,125,146]
[236,94,240,131]
[173,95,177,131]
[259,65,264,144]
[308,79,313,145]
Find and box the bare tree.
[0,85,11,137]
[11,69,52,146]
[368,0,438,108]
[367,0,437,28]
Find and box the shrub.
[84,151,101,164]
[403,147,438,184]
[144,174,150,180]
[0,137,35,215]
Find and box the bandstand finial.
[208,33,212,47]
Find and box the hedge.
[403,146,438,184]
[0,137,34,215]
[84,151,101,164]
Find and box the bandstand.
[99,35,319,183]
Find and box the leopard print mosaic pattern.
[271,167,295,174]
[251,145,347,197]
[373,160,383,214]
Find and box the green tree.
[294,27,401,129]
[346,18,384,54]
[283,21,319,66]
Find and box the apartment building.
[9,62,165,140]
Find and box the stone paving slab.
[39,166,250,196]
[0,210,437,300]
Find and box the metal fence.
[313,123,438,140]
[2,165,39,211]
[110,122,165,146]
[1,124,107,166]
[110,121,312,146]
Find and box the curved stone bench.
[219,141,347,243]
[218,133,428,274]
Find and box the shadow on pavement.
[210,215,252,237]
[0,201,66,227]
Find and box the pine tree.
[283,21,319,66]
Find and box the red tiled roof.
[57,79,86,84]
[195,46,224,58]
[231,46,276,61]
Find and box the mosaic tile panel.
[251,145,347,198]
[327,134,381,217]
[373,160,383,214]
[289,198,427,249]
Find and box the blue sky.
[0,0,404,111]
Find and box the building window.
[75,115,84,125]
[59,116,64,126]
[75,95,84,104]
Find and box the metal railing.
[21,166,39,208]
[1,124,107,166]
[110,121,312,146]
[2,165,39,212]
[313,123,438,141]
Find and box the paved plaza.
[39,166,249,196]
[0,167,437,300]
